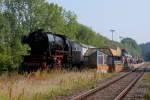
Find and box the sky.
[48,0,150,44]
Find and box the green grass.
[144,73,150,100]
[0,69,117,100]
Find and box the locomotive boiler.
[21,29,83,72]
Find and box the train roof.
[70,40,96,48]
[84,48,97,56]
[84,48,113,57]
[100,47,122,57]
[81,43,95,48]
[46,32,67,38]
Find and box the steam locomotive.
[21,29,85,72]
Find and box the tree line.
[140,42,150,61]
[0,0,141,73]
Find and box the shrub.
[0,53,12,73]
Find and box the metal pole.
[112,31,114,41]
[110,29,115,43]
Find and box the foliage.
[0,53,12,72]
[121,38,141,57]
[140,42,150,61]
[0,70,117,99]
[0,0,141,73]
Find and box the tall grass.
[145,73,150,100]
[0,69,117,100]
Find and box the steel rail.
[114,68,146,100]
[71,63,146,100]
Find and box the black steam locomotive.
[21,29,84,72]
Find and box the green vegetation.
[144,73,150,100]
[0,0,141,73]
[0,0,112,72]
[0,70,117,100]
[140,42,150,61]
[0,0,143,99]
[121,38,141,57]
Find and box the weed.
[0,69,117,100]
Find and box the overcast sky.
[48,0,150,44]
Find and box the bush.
[0,53,12,73]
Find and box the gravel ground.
[56,63,147,100]
[123,72,150,100]
[85,72,142,100]
[84,63,149,100]
[56,72,125,100]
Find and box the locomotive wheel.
[71,66,79,72]
[41,62,48,70]
[68,63,73,70]
[53,64,62,70]
[62,63,73,71]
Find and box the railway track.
[71,63,149,100]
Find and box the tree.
[121,38,141,57]
[0,0,125,72]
